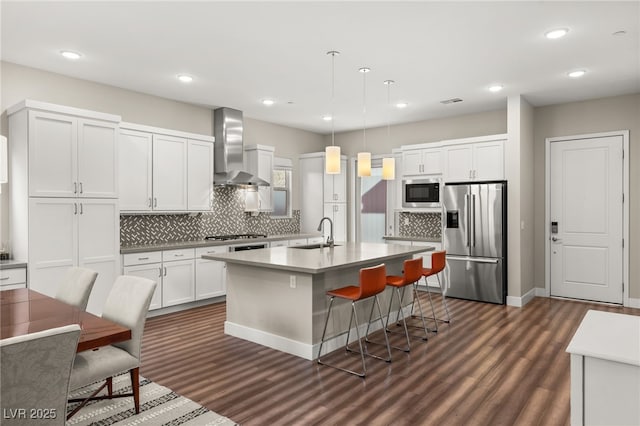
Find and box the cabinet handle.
[153,198,158,208]
[74,203,78,215]
[74,182,77,194]
[163,266,167,276]
[79,203,83,215]
[138,257,149,260]
[79,182,83,194]
[473,170,477,179]
[173,254,184,257]
[0,277,9,281]
[159,267,163,277]
[148,198,152,208]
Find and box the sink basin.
[291,243,341,250]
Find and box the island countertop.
[202,242,434,274]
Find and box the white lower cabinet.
[195,246,227,300]
[270,240,289,248]
[288,239,308,246]
[123,262,163,310]
[162,258,195,307]
[0,268,27,291]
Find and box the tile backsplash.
[398,212,442,239]
[120,186,300,246]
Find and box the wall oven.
[402,178,441,208]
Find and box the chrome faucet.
[317,217,335,247]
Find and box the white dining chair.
[1,324,81,426]
[55,267,98,311]
[67,275,156,420]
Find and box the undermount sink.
[291,243,341,250]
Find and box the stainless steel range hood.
[213,107,269,186]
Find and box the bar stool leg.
[436,275,451,323]
[405,283,430,340]
[362,296,392,362]
[317,296,336,360]
[383,287,410,352]
[422,277,439,332]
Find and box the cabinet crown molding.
[7,99,121,122]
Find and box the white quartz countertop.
[202,242,435,274]
[566,310,640,366]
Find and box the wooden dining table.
[0,288,131,352]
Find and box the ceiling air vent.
[440,98,463,104]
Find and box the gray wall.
[533,93,640,298]
[0,61,325,246]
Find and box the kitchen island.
[203,242,434,359]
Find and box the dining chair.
[55,266,98,311]
[1,324,81,426]
[67,275,157,420]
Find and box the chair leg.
[423,277,439,332]
[107,376,113,397]
[374,295,392,362]
[317,297,335,360]
[383,287,410,352]
[407,281,432,338]
[362,296,392,361]
[436,275,451,323]
[130,367,140,414]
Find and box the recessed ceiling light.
[60,50,81,60]
[545,28,569,39]
[395,102,408,109]
[488,84,504,93]
[262,99,275,106]
[358,67,371,73]
[568,70,586,78]
[177,74,193,83]
[322,115,332,121]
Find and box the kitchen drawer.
[270,240,289,248]
[123,251,162,266]
[163,248,195,262]
[0,268,27,286]
[307,237,324,244]
[289,239,307,246]
[196,245,230,257]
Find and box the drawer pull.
[0,277,9,281]
[173,254,184,257]
[138,257,149,260]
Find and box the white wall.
[0,61,325,248]
[533,93,640,298]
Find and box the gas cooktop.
[204,233,267,241]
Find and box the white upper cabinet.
[119,129,153,211]
[323,158,347,202]
[402,147,442,176]
[153,134,188,211]
[119,122,214,212]
[443,137,505,182]
[245,144,275,211]
[27,109,118,198]
[187,139,214,211]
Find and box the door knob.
[551,236,562,242]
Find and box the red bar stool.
[384,257,433,351]
[418,250,450,331]
[317,263,392,377]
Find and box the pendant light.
[357,66,371,177]
[382,80,396,180]
[325,51,341,174]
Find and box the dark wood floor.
[140,294,639,425]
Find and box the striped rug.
[66,374,236,425]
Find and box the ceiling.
[2,1,639,134]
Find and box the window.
[272,158,292,218]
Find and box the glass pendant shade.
[382,157,395,180]
[357,152,371,177]
[325,145,341,174]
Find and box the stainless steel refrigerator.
[443,181,507,304]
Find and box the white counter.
[566,310,640,425]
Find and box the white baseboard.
[535,287,547,297]
[506,287,537,307]
[628,297,640,309]
[225,305,414,360]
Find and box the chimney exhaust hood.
[213,107,269,187]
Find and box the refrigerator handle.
[471,194,476,247]
[465,194,470,247]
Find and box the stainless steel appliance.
[402,178,440,208]
[443,181,507,304]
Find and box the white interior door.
[550,135,623,303]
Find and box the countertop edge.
[0,260,28,270]
[383,236,441,243]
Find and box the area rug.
[66,374,237,425]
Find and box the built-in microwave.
[402,178,441,208]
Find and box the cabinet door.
[323,203,347,243]
[28,198,78,297]
[187,140,214,211]
[28,111,77,197]
[77,199,119,315]
[270,240,289,247]
[444,145,473,182]
[77,119,118,198]
[402,149,423,176]
[422,149,443,175]
[195,259,226,300]
[119,130,153,211]
[123,264,163,310]
[323,172,335,203]
[153,134,187,210]
[333,159,348,202]
[474,141,504,181]
[162,259,195,307]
